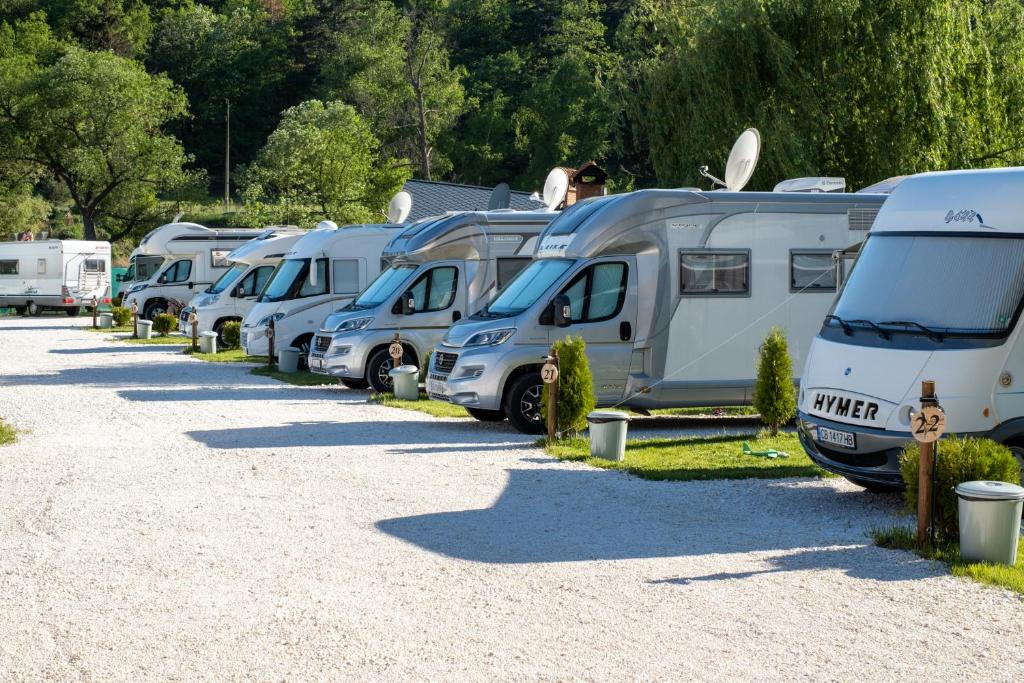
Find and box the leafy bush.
[419,351,432,383]
[541,335,596,436]
[152,313,177,336]
[900,437,1021,542]
[221,321,241,349]
[753,327,797,435]
[111,306,132,327]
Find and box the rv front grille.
[240,331,248,347]
[847,208,879,231]
[433,351,458,374]
[314,335,331,352]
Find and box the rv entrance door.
[548,256,636,403]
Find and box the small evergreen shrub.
[111,306,132,327]
[900,436,1021,542]
[541,335,596,436]
[753,327,797,435]
[420,351,432,383]
[222,321,241,349]
[152,313,177,336]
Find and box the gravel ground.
[1,316,1022,681]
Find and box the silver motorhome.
[309,211,554,391]
[426,189,887,432]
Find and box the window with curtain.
[559,262,628,322]
[791,251,837,291]
[680,251,749,295]
[332,259,360,294]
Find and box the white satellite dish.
[698,128,761,191]
[316,220,338,231]
[542,168,570,211]
[387,191,413,223]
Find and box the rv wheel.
[340,378,370,390]
[143,301,167,320]
[504,374,546,434]
[293,334,314,369]
[65,307,81,317]
[14,306,26,316]
[366,347,415,394]
[27,302,42,317]
[466,407,506,422]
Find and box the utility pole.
[225,99,231,210]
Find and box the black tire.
[466,407,506,422]
[365,347,416,394]
[66,306,81,317]
[14,306,26,316]
[27,302,43,317]
[143,301,167,321]
[340,378,370,390]
[845,476,903,493]
[213,319,241,348]
[503,373,546,434]
[292,334,314,369]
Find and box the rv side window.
[0,260,17,275]
[679,250,749,296]
[297,258,329,297]
[83,259,105,272]
[210,250,232,268]
[496,258,531,289]
[407,266,457,312]
[163,259,192,283]
[238,266,275,297]
[37,259,47,274]
[559,262,628,323]
[790,251,837,292]
[332,259,361,295]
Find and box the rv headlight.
[333,316,374,333]
[128,283,148,294]
[464,328,516,347]
[196,294,218,308]
[258,312,285,327]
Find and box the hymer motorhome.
[798,168,1024,490]
[309,210,556,391]
[0,239,111,316]
[240,222,405,360]
[426,188,887,432]
[122,222,267,319]
[177,227,304,342]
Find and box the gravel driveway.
[1,317,1022,681]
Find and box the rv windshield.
[125,255,164,282]
[259,258,328,302]
[350,265,417,309]
[476,258,575,318]
[209,263,248,294]
[831,234,1024,335]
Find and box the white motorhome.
[425,188,887,432]
[798,168,1024,490]
[308,210,555,391]
[117,247,165,302]
[121,222,267,319]
[0,240,111,316]
[241,222,405,361]
[177,227,305,342]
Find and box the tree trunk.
[415,80,431,180]
[82,210,96,241]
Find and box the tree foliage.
[541,335,596,436]
[753,327,796,436]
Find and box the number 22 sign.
[912,405,946,443]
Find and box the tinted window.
[84,259,105,272]
[0,260,17,275]
[497,258,531,289]
[163,259,192,283]
[209,263,247,294]
[297,258,329,297]
[332,259,360,294]
[479,259,574,318]
[559,262,628,322]
[353,265,416,309]
[680,251,749,295]
[791,251,837,291]
[407,266,457,313]
[237,265,275,297]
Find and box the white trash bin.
[389,364,420,401]
[136,319,153,339]
[277,347,301,374]
[955,480,1024,565]
[99,312,113,329]
[199,331,217,354]
[586,410,630,461]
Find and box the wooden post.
[131,302,139,339]
[190,311,199,352]
[917,380,938,549]
[267,318,276,368]
[545,348,560,443]
[389,333,404,393]
[91,296,98,329]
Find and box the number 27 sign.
[912,405,946,443]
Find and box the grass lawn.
[543,431,828,482]
[873,525,1024,596]
[120,335,190,345]
[183,347,264,363]
[651,405,758,417]
[86,325,133,333]
[251,366,337,386]
[0,419,15,446]
[369,392,469,419]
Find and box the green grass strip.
[0,419,16,447]
[369,392,469,419]
[250,366,338,386]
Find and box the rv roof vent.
[847,208,880,231]
[387,191,413,223]
[315,220,338,231]
[857,176,908,194]
[697,128,761,191]
[773,177,846,193]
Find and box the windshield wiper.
[846,319,891,340]
[824,314,852,336]
[878,320,945,342]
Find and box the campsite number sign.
[541,363,559,384]
[912,405,946,443]
[389,342,404,362]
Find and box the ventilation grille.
[433,351,458,374]
[314,335,331,352]
[848,208,880,231]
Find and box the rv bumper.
[308,331,376,378]
[428,343,539,411]
[241,325,269,356]
[797,411,908,487]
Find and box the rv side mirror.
[157,274,167,284]
[553,294,572,328]
[234,285,246,298]
[402,290,416,315]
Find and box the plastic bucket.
[277,346,301,374]
[136,319,153,339]
[199,331,218,354]
[99,312,113,329]
[955,480,1024,565]
[389,364,420,401]
[586,410,630,461]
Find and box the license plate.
[817,426,856,449]
[427,378,447,397]
[309,357,324,372]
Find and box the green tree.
[0,31,196,241]
[0,0,153,57]
[752,327,796,436]
[541,335,596,436]
[239,99,410,225]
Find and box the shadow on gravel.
[119,387,337,402]
[0,324,82,331]
[377,472,907,575]
[50,346,174,355]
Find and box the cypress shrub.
[900,437,1021,542]
[152,313,177,336]
[111,306,132,327]
[753,326,797,435]
[222,321,241,349]
[541,335,596,436]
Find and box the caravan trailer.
[0,239,111,316]
[177,227,305,342]
[798,168,1024,489]
[308,210,555,391]
[121,223,267,319]
[426,188,887,432]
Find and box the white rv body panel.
[0,240,111,313]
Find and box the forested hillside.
[2,0,1024,243]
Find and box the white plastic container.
[389,365,420,401]
[955,480,1024,565]
[136,319,153,339]
[99,312,113,329]
[586,411,630,461]
[199,331,218,354]
[277,346,301,374]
